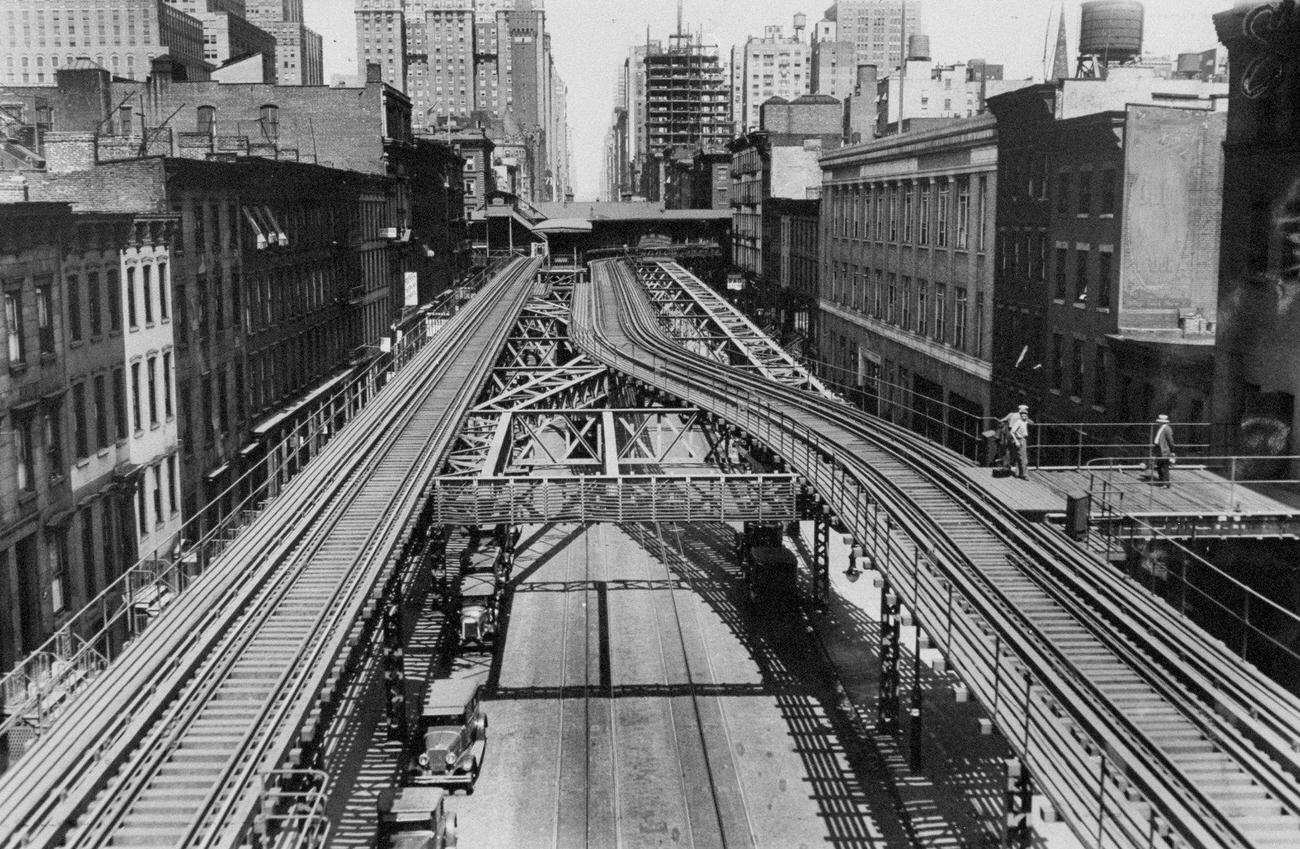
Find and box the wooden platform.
[957,466,1063,519]
[1029,466,1300,517]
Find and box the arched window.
[259,104,278,140]
[197,105,215,136]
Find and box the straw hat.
[1156,414,1170,423]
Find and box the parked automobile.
[412,678,488,790]
[376,786,458,849]
[459,572,497,646]
[741,523,798,610]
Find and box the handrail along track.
[573,259,1300,849]
[0,257,543,849]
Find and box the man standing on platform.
[1153,414,1176,487]
[1009,405,1031,479]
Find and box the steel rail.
[0,258,542,849]
[574,259,1300,849]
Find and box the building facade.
[761,196,820,338]
[2,0,211,84]
[262,21,323,86]
[819,116,999,457]
[643,32,731,201]
[1211,4,1300,464]
[987,82,1227,430]
[736,18,812,134]
[818,0,922,73]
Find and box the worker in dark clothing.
[1153,414,1176,487]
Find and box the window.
[81,509,97,599]
[67,274,82,342]
[260,104,279,139]
[919,185,930,245]
[176,283,187,343]
[874,186,884,239]
[49,532,68,613]
[36,282,54,353]
[1052,333,1064,390]
[1055,172,1069,214]
[137,480,147,535]
[903,186,914,243]
[44,401,63,480]
[936,181,949,248]
[126,267,138,328]
[5,289,24,363]
[73,382,88,459]
[147,356,158,426]
[1094,347,1109,407]
[179,381,192,451]
[955,177,970,249]
[88,271,102,336]
[955,288,968,348]
[1098,251,1113,309]
[169,454,179,514]
[1054,247,1068,300]
[887,275,897,323]
[142,265,153,324]
[197,104,215,135]
[917,281,928,336]
[935,284,947,342]
[1075,249,1089,303]
[113,367,127,440]
[193,203,205,255]
[130,361,142,431]
[1077,171,1092,215]
[873,270,883,318]
[1036,234,1047,283]
[153,464,163,527]
[1072,338,1085,396]
[94,374,108,448]
[888,188,898,241]
[975,292,985,358]
[977,177,988,251]
[901,276,912,328]
[107,268,121,330]
[162,352,173,419]
[1100,169,1117,215]
[15,413,34,491]
[157,262,168,319]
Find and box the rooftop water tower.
[1077,0,1144,78]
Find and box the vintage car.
[742,523,798,610]
[376,786,458,849]
[412,678,488,789]
[459,572,497,646]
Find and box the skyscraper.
[643,30,731,200]
[736,16,812,134]
[820,0,922,72]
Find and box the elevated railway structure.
[574,258,1300,849]
[0,258,543,849]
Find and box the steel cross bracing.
[575,259,1300,849]
[433,276,798,524]
[634,260,834,398]
[0,258,545,849]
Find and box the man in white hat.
[1008,404,1031,479]
[1152,414,1175,487]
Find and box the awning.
[206,463,229,481]
[240,442,261,457]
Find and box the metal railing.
[1086,454,1300,515]
[0,266,511,760]
[428,474,798,525]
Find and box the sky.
[304,0,1229,200]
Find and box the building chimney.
[366,62,383,84]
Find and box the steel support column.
[878,578,901,734]
[812,511,830,611]
[1003,757,1034,848]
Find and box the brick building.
[1211,5,1300,465]
[730,95,841,280]
[986,82,1226,430]
[760,196,820,340]
[819,116,999,457]
[0,202,180,687]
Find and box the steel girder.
[634,260,834,397]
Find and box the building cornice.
[820,299,994,382]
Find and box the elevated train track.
[574,259,1300,849]
[0,258,543,849]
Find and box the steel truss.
[634,260,834,397]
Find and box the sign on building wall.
[404,271,419,307]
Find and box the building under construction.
[642,24,732,201]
